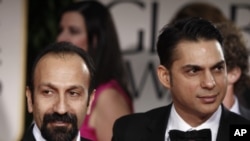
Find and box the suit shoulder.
[145,106,169,117]
[229,111,250,124]
[223,106,250,124]
[114,105,169,126]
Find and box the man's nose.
[201,71,216,89]
[53,95,68,114]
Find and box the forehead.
[173,39,224,67]
[34,53,90,85]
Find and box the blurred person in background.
[216,22,250,119]
[169,2,229,25]
[57,1,133,141]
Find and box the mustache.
[41,112,78,141]
[43,113,77,123]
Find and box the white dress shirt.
[165,104,221,141]
[33,123,81,141]
[230,95,240,115]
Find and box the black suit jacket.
[112,104,250,141]
[21,124,92,141]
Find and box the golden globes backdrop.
[0,0,26,140]
[0,0,249,140]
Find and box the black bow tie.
[169,129,211,141]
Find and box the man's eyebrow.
[38,83,85,90]
[181,64,202,70]
[38,83,56,89]
[211,60,225,69]
[68,85,85,91]
[181,60,225,70]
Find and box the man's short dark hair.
[157,17,223,69]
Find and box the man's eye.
[42,90,53,95]
[189,69,197,73]
[69,91,80,96]
[187,68,199,74]
[214,65,225,72]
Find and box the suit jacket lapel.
[21,124,36,141]
[216,105,230,141]
[146,104,172,141]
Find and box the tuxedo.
[112,104,250,141]
[21,124,91,141]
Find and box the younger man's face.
[158,39,227,124]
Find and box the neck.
[223,86,235,109]
[174,104,212,127]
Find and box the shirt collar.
[165,104,221,141]
[230,95,240,115]
[32,123,81,141]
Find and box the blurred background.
[0,0,249,140]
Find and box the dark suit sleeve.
[112,118,122,141]
[112,114,138,141]
[112,113,150,141]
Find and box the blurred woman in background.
[57,1,133,141]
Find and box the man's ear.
[227,67,241,85]
[157,65,171,89]
[87,89,95,115]
[26,86,33,113]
